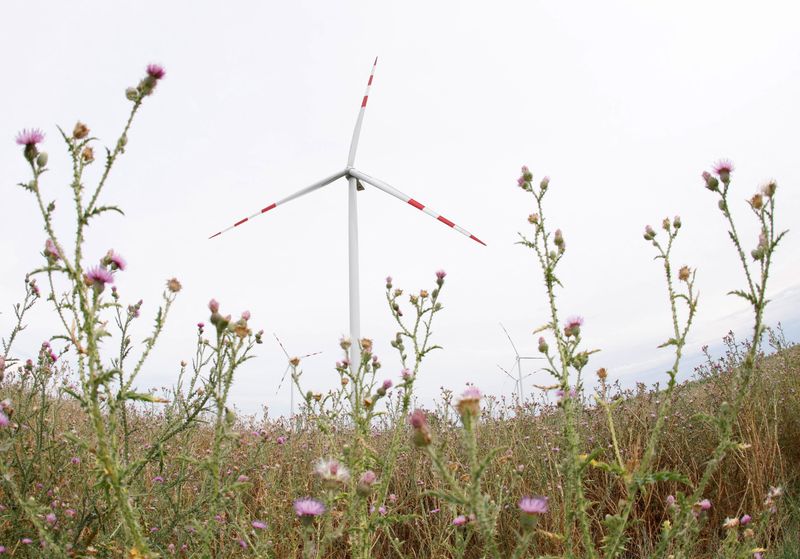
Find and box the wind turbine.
[209,58,485,370]
[497,323,541,402]
[273,333,322,418]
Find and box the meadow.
[0,64,795,558]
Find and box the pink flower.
[382,379,393,391]
[241,310,251,321]
[401,368,413,380]
[251,520,267,530]
[452,515,468,526]
[86,266,114,287]
[70,457,80,465]
[237,475,249,483]
[45,239,60,261]
[104,250,126,271]
[152,476,164,483]
[378,506,387,515]
[294,497,325,517]
[15,129,45,146]
[699,498,711,511]
[564,316,583,337]
[65,509,76,518]
[209,299,220,313]
[45,513,56,525]
[146,64,166,80]
[314,459,350,484]
[740,514,752,526]
[519,496,549,514]
[409,409,427,429]
[435,269,446,280]
[713,159,734,177]
[0,412,9,429]
[21,538,33,545]
[460,386,481,401]
[276,436,286,445]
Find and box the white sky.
[2,1,799,416]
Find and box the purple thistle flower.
[699,498,712,511]
[276,435,286,445]
[0,412,9,429]
[21,538,33,545]
[436,269,447,280]
[740,514,752,526]
[0,545,6,553]
[146,64,166,80]
[152,476,164,483]
[106,250,126,271]
[241,310,251,321]
[294,497,325,517]
[15,129,45,146]
[460,386,481,401]
[209,299,220,313]
[519,496,549,515]
[45,513,56,525]
[713,159,734,176]
[45,239,60,261]
[86,266,114,287]
[452,515,468,526]
[382,379,393,391]
[251,520,267,530]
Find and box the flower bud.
[643,225,656,241]
[528,213,539,225]
[702,171,719,192]
[538,336,548,354]
[36,152,48,168]
[540,176,550,190]
[749,193,764,210]
[662,218,671,231]
[125,87,140,101]
[673,215,681,229]
[209,299,220,313]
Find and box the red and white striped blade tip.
[208,202,278,239]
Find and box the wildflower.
[761,181,777,197]
[519,496,548,515]
[713,159,734,182]
[166,278,182,293]
[314,458,350,486]
[540,176,550,189]
[357,470,378,496]
[0,412,9,429]
[65,509,76,518]
[452,515,468,526]
[294,497,325,524]
[644,225,656,241]
[435,269,446,285]
[85,266,114,292]
[21,538,33,545]
[749,193,764,210]
[152,476,164,483]
[73,122,90,140]
[702,171,719,191]
[340,336,351,350]
[385,276,392,288]
[401,368,413,380]
[45,513,56,525]
[692,498,712,516]
[241,310,251,321]
[237,475,249,483]
[409,409,432,447]
[666,495,676,508]
[103,250,126,271]
[740,514,752,526]
[389,493,397,503]
[564,316,583,337]
[519,496,548,530]
[276,436,286,445]
[44,239,60,262]
[517,165,533,189]
[237,539,247,549]
[678,266,691,282]
[360,338,373,354]
[723,517,740,529]
[429,508,440,514]
[208,299,220,313]
[251,520,267,530]
[147,64,166,80]
[456,386,481,419]
[16,129,45,146]
[378,505,387,515]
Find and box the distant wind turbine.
[210,59,486,370]
[497,323,541,402]
[273,333,322,417]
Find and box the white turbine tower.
[497,323,541,402]
[273,333,322,418]
[210,58,485,370]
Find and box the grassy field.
[0,334,796,557]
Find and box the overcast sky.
[2,1,798,416]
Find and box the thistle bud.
[528,213,539,225]
[82,147,94,164]
[540,176,550,190]
[749,193,764,210]
[702,171,719,192]
[125,87,140,101]
[538,336,548,354]
[643,225,656,241]
[673,215,681,229]
[36,152,48,168]
[661,217,671,231]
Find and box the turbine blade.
[347,57,378,166]
[499,323,520,358]
[208,169,347,239]
[349,169,487,246]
